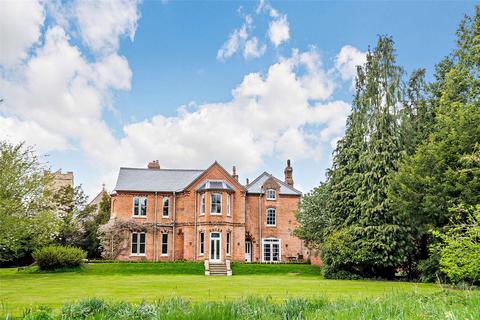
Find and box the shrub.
[431,205,480,284]
[33,246,86,271]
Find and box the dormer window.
[266,189,276,200]
[211,193,222,215]
[162,197,169,217]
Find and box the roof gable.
[246,172,301,196]
[184,161,246,192]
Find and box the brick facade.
[110,161,310,263]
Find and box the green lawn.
[0,263,452,316]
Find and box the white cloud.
[335,45,367,82]
[0,0,353,197]
[217,16,250,60]
[74,0,141,53]
[0,24,134,178]
[117,47,349,174]
[0,116,69,152]
[256,0,278,18]
[0,0,45,67]
[218,1,289,60]
[243,37,267,59]
[268,14,289,47]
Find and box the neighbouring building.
[50,170,74,190]
[109,160,309,263]
[89,183,109,213]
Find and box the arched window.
[162,197,169,217]
[266,208,276,226]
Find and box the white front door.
[210,232,221,263]
[245,241,251,262]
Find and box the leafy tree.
[0,142,58,263]
[388,7,480,279]
[294,182,330,246]
[53,185,93,247]
[431,205,480,284]
[82,193,111,258]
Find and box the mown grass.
[232,262,321,275]
[9,291,480,319]
[0,262,457,317]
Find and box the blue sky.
[0,1,476,198]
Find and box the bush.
[431,205,480,284]
[33,246,86,271]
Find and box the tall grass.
[11,291,480,320]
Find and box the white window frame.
[226,232,231,256]
[199,231,204,256]
[226,193,231,216]
[262,238,281,262]
[162,196,169,218]
[200,193,205,216]
[131,232,146,256]
[132,196,147,217]
[266,208,276,226]
[161,233,168,256]
[266,189,276,200]
[210,192,222,215]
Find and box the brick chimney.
[284,159,294,187]
[232,166,238,180]
[147,160,160,169]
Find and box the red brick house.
[110,160,309,264]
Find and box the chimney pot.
[148,160,160,169]
[232,166,239,181]
[284,159,294,187]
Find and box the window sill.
[161,216,169,218]
[161,254,168,257]
[266,198,276,201]
[130,254,146,257]
[132,215,147,219]
[266,225,276,227]
[210,213,222,216]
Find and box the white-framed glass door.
[262,238,280,262]
[245,241,252,262]
[210,232,221,262]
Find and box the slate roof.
[114,165,301,196]
[196,180,235,192]
[114,167,204,192]
[246,172,302,196]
